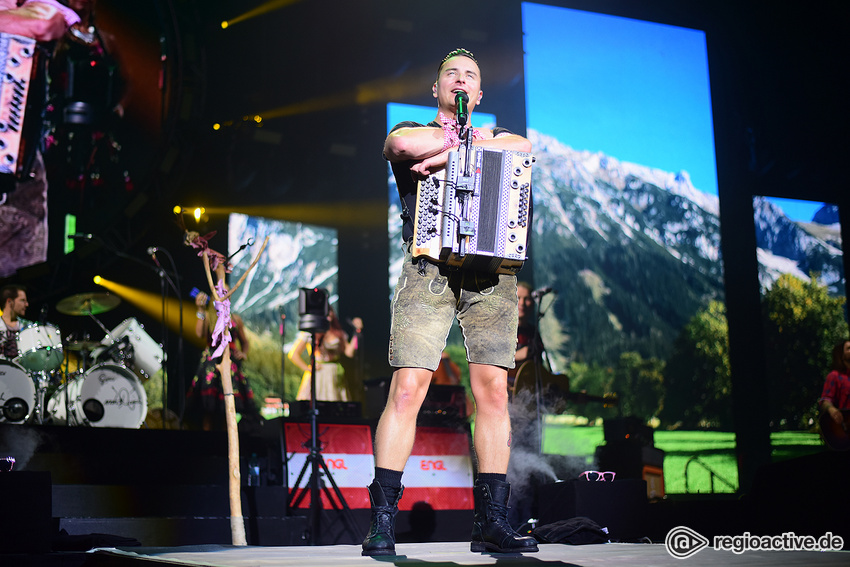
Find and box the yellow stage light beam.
[234,67,428,124]
[94,276,206,348]
[228,45,520,125]
[222,0,301,29]
[194,201,388,229]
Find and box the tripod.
[287,326,359,545]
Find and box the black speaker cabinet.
[596,441,665,499]
[0,471,52,553]
[537,479,648,542]
[419,385,468,426]
[603,417,654,446]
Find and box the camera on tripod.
[288,287,358,542]
[298,287,329,333]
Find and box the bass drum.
[0,359,36,424]
[48,363,147,428]
[95,317,165,381]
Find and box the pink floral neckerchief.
[438,111,485,151]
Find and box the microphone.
[68,233,93,240]
[39,303,48,323]
[455,91,469,127]
[531,286,555,299]
[147,246,163,268]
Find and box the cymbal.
[56,292,121,316]
[64,340,103,351]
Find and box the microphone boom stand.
[529,290,554,454]
[149,249,184,429]
[454,114,475,259]
[81,236,182,428]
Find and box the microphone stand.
[150,248,184,429]
[156,263,168,425]
[279,310,289,517]
[455,111,475,259]
[74,235,183,428]
[529,290,553,454]
[531,296,544,454]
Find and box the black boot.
[471,479,539,553]
[362,480,403,556]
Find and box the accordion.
[0,33,38,178]
[412,146,534,274]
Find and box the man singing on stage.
[362,48,537,556]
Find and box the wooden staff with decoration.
[185,228,269,546]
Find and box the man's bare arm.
[383,127,445,163]
[411,132,532,177]
[0,3,68,42]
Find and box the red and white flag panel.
[286,423,374,509]
[400,426,474,510]
[286,423,473,510]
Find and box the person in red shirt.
[820,339,850,424]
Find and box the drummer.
[0,284,30,359]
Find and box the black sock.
[374,467,403,503]
[375,467,403,488]
[477,472,507,484]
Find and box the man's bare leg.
[374,367,433,468]
[363,366,432,556]
[468,362,512,473]
[467,363,538,553]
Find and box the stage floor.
[58,541,849,567]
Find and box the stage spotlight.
[93,275,102,285]
[221,21,229,29]
[172,206,206,222]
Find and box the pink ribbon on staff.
[210,280,232,359]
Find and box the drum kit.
[0,292,164,429]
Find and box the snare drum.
[0,358,36,424]
[95,318,164,381]
[47,363,147,428]
[15,323,63,372]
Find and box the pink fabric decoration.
[210,280,232,359]
[438,111,485,151]
[185,230,231,274]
